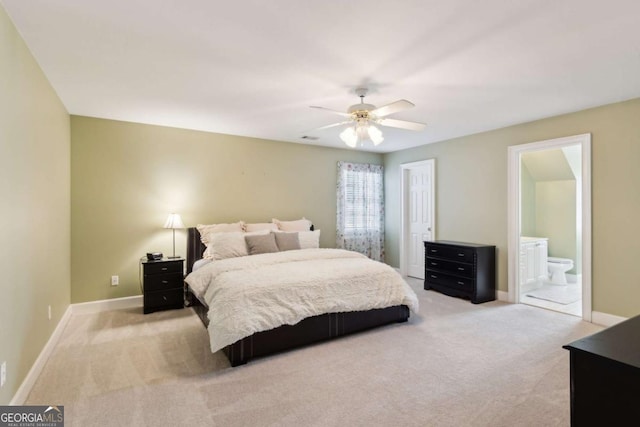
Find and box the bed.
[183,227,418,366]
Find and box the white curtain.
[336,161,385,261]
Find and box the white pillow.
[204,232,248,260]
[192,258,212,272]
[298,230,320,249]
[272,217,312,232]
[197,222,245,245]
[202,229,271,259]
[245,222,279,232]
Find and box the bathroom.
[519,145,582,316]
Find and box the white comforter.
[184,248,419,353]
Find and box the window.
[336,161,384,261]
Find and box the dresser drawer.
[144,261,183,275]
[425,258,474,278]
[425,244,475,263]
[425,270,475,291]
[144,272,183,291]
[144,288,183,313]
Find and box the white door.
[405,161,435,279]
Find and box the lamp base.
[167,255,181,259]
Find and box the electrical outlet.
[111,275,119,286]
[48,305,52,320]
[1,361,6,388]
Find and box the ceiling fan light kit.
[339,123,384,147]
[310,88,426,148]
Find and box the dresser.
[424,241,496,304]
[563,315,640,426]
[142,258,184,314]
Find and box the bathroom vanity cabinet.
[520,237,548,285]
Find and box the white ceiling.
[3,0,640,153]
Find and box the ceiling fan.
[310,88,426,148]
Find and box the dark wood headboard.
[186,227,205,274]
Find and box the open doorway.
[508,134,592,321]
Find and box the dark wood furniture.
[563,315,640,426]
[184,227,410,366]
[424,240,495,304]
[143,258,184,314]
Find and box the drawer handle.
[431,274,438,279]
[431,262,438,266]
[161,267,168,271]
[430,249,437,253]
[457,267,465,271]
[162,280,168,284]
[457,253,465,257]
[162,296,167,301]
[457,281,465,285]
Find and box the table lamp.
[163,213,185,259]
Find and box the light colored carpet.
[26,278,601,427]
[526,285,581,305]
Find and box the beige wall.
[384,97,640,319]
[0,6,70,404]
[536,180,577,273]
[70,116,382,303]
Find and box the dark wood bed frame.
[184,227,410,366]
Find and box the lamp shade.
[368,125,384,145]
[339,126,358,148]
[163,213,185,229]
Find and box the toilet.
[547,257,573,285]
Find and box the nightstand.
[142,258,184,314]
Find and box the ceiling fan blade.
[378,118,427,131]
[371,99,414,117]
[310,106,351,118]
[309,121,352,132]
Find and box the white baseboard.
[10,305,73,405]
[496,290,509,302]
[10,295,143,404]
[71,295,142,315]
[591,311,627,327]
